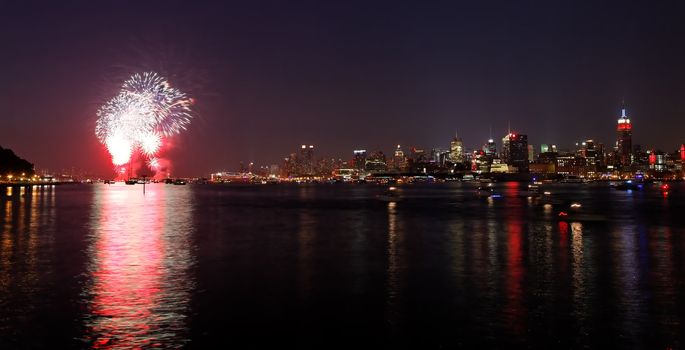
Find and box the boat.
[476,183,495,197]
[555,201,605,222]
[173,179,187,185]
[377,186,400,202]
[411,175,435,183]
[560,176,584,183]
[125,179,137,185]
[521,184,541,197]
[614,180,642,191]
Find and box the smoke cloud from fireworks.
[96,72,193,172]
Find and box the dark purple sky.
[2,1,685,176]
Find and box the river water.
[1,182,684,348]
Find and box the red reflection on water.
[503,181,520,197]
[89,188,164,349]
[505,201,525,337]
[85,185,191,349]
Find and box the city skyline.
[2,1,685,176]
[178,104,682,175]
[8,102,685,178]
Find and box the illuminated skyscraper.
[648,150,666,171]
[410,147,427,162]
[527,145,534,162]
[483,139,496,155]
[353,150,367,171]
[431,148,449,165]
[580,140,598,165]
[616,104,633,166]
[501,132,529,172]
[393,145,407,171]
[283,154,297,177]
[365,151,387,173]
[449,132,464,163]
[472,150,490,172]
[299,144,314,175]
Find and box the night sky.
[2,1,685,176]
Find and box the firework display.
[96,72,193,168]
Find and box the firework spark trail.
[147,156,160,170]
[121,72,193,136]
[96,72,193,167]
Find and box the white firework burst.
[95,72,194,166]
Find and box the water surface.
[1,182,684,348]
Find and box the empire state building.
[616,105,633,166]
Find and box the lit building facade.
[299,145,314,175]
[484,139,496,155]
[353,150,367,172]
[501,133,529,172]
[527,144,534,162]
[648,150,667,171]
[365,151,388,173]
[472,150,490,173]
[580,139,598,166]
[393,145,406,171]
[616,106,633,166]
[449,132,464,163]
[431,148,449,165]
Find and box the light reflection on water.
[83,184,195,349]
[297,208,315,300]
[504,197,525,339]
[570,221,589,340]
[0,185,57,342]
[385,201,404,333]
[1,182,685,348]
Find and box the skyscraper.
[365,151,387,173]
[431,148,449,165]
[484,139,496,155]
[393,145,406,171]
[299,144,314,175]
[616,104,633,166]
[527,144,534,162]
[501,132,529,172]
[449,132,464,163]
[580,140,598,165]
[353,150,367,172]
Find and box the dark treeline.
[0,146,34,176]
